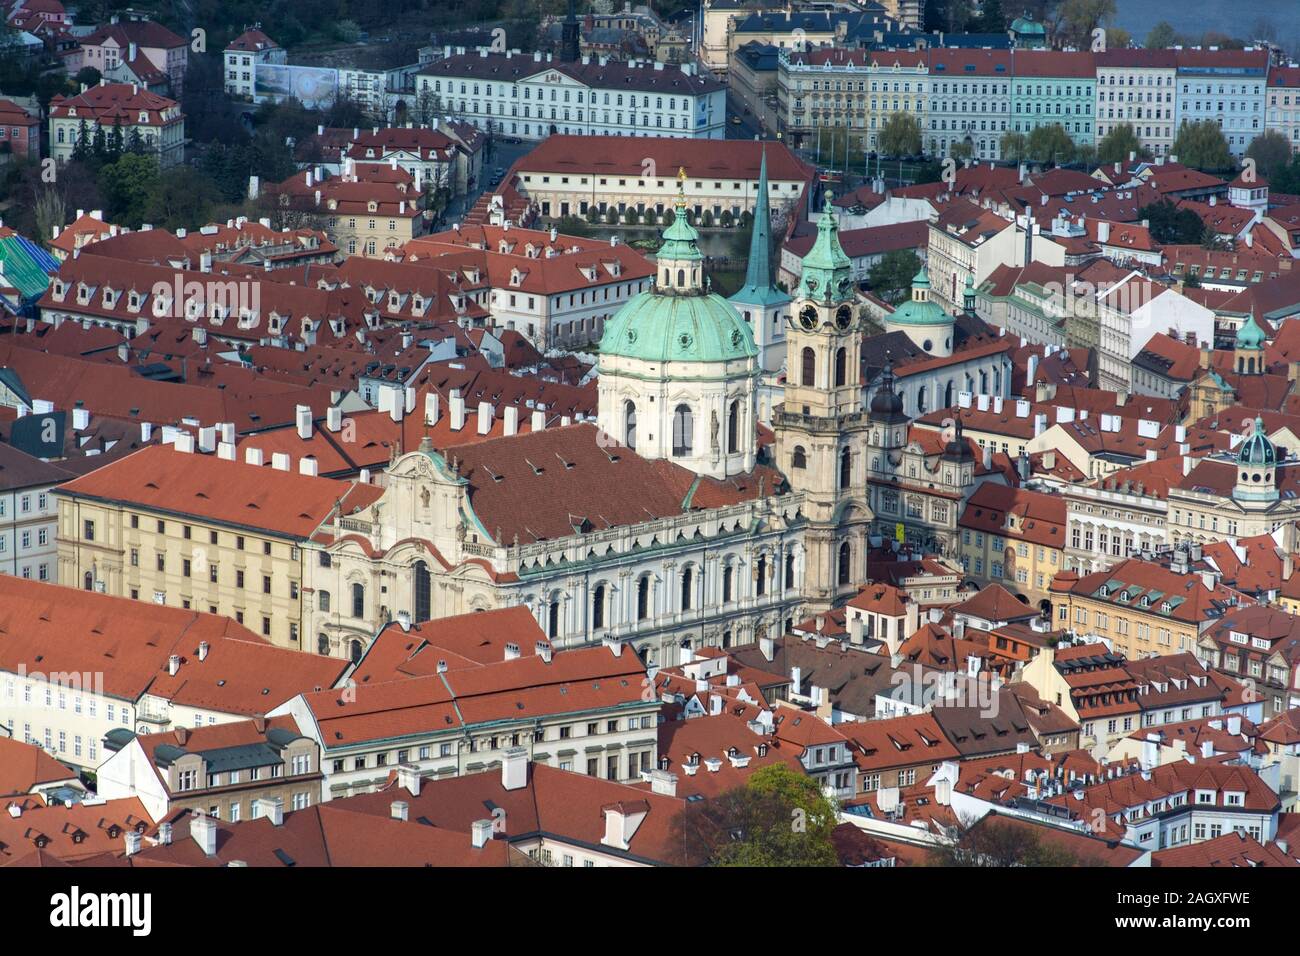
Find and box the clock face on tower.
[835,304,853,330]
[799,305,819,331]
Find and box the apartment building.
[223,27,286,101]
[98,715,322,823]
[0,577,345,772]
[53,441,383,649]
[0,444,70,582]
[1062,455,1178,575]
[1174,48,1269,158]
[1265,65,1300,155]
[1009,50,1096,148]
[0,97,40,163]
[1049,556,1246,660]
[1198,605,1300,719]
[48,82,186,168]
[1094,50,1179,158]
[956,482,1066,611]
[261,166,423,257]
[926,48,1013,161]
[776,47,928,155]
[78,19,188,97]
[271,639,662,799]
[416,47,726,141]
[927,199,1064,312]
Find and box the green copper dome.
[600,291,758,363]
[1235,314,1266,351]
[1237,416,1276,467]
[796,195,854,304]
[888,267,952,326]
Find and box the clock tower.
[773,196,873,608]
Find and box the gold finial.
[676,166,687,205]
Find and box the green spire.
[795,193,853,304]
[729,150,789,309]
[1235,313,1266,351]
[657,166,703,262]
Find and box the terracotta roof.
[0,797,153,864]
[351,605,548,681]
[957,482,1066,549]
[0,739,79,798]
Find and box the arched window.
[677,268,685,287]
[916,385,928,415]
[317,634,330,656]
[637,575,650,620]
[792,445,807,469]
[838,541,852,586]
[839,446,852,489]
[785,553,796,589]
[723,564,734,603]
[351,582,365,618]
[548,598,560,638]
[349,640,364,665]
[624,400,637,451]
[802,347,816,386]
[592,584,606,629]
[83,572,93,591]
[755,554,767,597]
[834,347,847,387]
[944,380,954,407]
[413,561,431,622]
[672,404,693,456]
[681,566,693,611]
[318,590,331,612]
[727,400,739,454]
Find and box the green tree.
[868,248,925,305]
[976,0,1006,32]
[98,153,159,227]
[1096,123,1149,164]
[75,66,102,88]
[555,214,590,238]
[1138,199,1205,245]
[671,764,838,867]
[144,165,220,232]
[34,187,66,251]
[1057,0,1117,50]
[1246,131,1293,180]
[1172,120,1233,171]
[1026,124,1076,164]
[928,812,1103,866]
[949,139,974,163]
[1000,130,1028,163]
[878,111,922,157]
[1145,21,1179,49]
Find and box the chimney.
[503,405,519,436]
[397,610,411,632]
[167,654,180,676]
[299,457,319,477]
[450,392,466,430]
[405,386,416,415]
[502,746,528,791]
[650,769,678,796]
[327,406,343,432]
[157,822,172,845]
[244,447,265,467]
[390,800,409,821]
[190,811,217,857]
[424,391,440,425]
[257,798,284,826]
[471,819,494,848]
[295,404,312,440]
[124,831,142,856]
[198,641,209,661]
[477,401,494,435]
[271,452,291,472]
[396,762,421,796]
[759,631,776,662]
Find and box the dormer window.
[328,199,338,211]
[367,201,378,213]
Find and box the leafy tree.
[1138,199,1205,245]
[75,66,102,88]
[868,249,925,305]
[1271,156,1300,196]
[1246,131,1293,181]
[1057,0,1117,50]
[1027,124,1076,164]
[1000,131,1028,163]
[928,812,1104,867]
[1106,27,1130,49]
[605,207,620,225]
[1145,21,1179,49]
[949,140,974,162]
[586,204,603,225]
[554,214,590,238]
[34,187,66,251]
[671,764,838,867]
[1172,120,1234,172]
[878,111,922,158]
[98,153,160,228]
[975,0,1006,33]
[622,207,639,225]
[1096,123,1150,164]
[144,166,220,231]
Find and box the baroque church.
[304,159,1010,667]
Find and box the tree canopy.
[1138,199,1205,245]
[1096,123,1150,164]
[878,112,923,158]
[868,249,925,305]
[1171,121,1234,172]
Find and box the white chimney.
[190,812,217,857]
[531,409,546,432]
[424,392,440,425]
[271,452,291,471]
[167,654,180,676]
[396,763,421,796]
[198,641,209,661]
[477,401,494,435]
[299,457,319,476]
[327,406,343,432]
[503,405,519,436]
[502,746,528,791]
[650,769,678,796]
[405,386,416,415]
[390,800,409,821]
[471,819,494,848]
[124,831,142,856]
[450,392,467,430]
[295,404,312,440]
[244,447,264,467]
